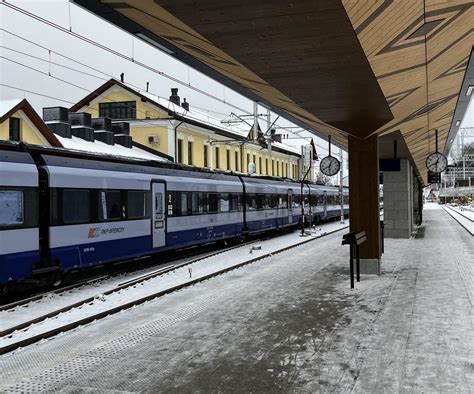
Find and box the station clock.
[426,152,447,173]
[320,155,340,176]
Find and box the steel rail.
[0,225,347,355]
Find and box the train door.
[151,181,166,249]
[288,189,293,224]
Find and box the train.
[0,141,348,289]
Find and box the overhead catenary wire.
[2,29,310,141]
[0,2,329,146]
[1,30,310,143]
[1,46,313,148]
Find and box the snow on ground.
[1,207,471,392]
[0,220,348,348]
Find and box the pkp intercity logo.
[88,227,101,239]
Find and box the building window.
[235,151,239,172]
[246,153,250,171]
[9,117,20,141]
[177,139,183,164]
[204,145,208,167]
[285,163,288,178]
[277,161,280,176]
[215,146,220,168]
[226,149,230,170]
[259,157,262,174]
[188,141,193,165]
[266,158,269,175]
[99,101,136,119]
[272,160,275,175]
[253,154,256,167]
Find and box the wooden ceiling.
[73,0,474,183]
[73,0,393,147]
[343,0,474,182]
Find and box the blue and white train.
[0,142,348,288]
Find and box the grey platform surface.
[1,204,472,392]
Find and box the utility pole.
[339,148,345,223]
[252,102,258,141]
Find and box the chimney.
[273,133,282,143]
[43,107,71,138]
[181,98,189,111]
[120,73,124,82]
[169,88,180,106]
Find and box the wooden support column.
[348,135,381,274]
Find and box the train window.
[127,191,147,219]
[229,194,241,212]
[63,190,90,224]
[208,193,218,213]
[247,194,257,211]
[278,194,287,209]
[0,190,23,226]
[219,193,230,212]
[317,195,324,205]
[98,191,121,221]
[191,192,208,214]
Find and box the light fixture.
[467,86,474,96]
[135,32,175,55]
[455,120,461,126]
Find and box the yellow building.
[0,99,61,147]
[70,79,311,180]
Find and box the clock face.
[320,156,340,176]
[426,152,447,173]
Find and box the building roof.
[0,99,62,147]
[55,135,168,162]
[70,79,301,157]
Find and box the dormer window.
[99,101,136,119]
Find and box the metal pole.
[356,245,360,282]
[350,245,354,289]
[300,180,305,235]
[253,102,258,141]
[340,148,344,223]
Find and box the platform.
[0,203,472,392]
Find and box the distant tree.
[316,172,333,185]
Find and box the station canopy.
[74,0,474,183]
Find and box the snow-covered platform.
[1,203,472,392]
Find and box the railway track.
[0,233,274,311]
[0,223,348,355]
[442,206,474,235]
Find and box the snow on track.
[442,205,474,235]
[0,220,348,351]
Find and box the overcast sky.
[1,0,472,169]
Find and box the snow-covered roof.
[136,89,246,135]
[55,135,168,162]
[139,90,301,155]
[71,79,302,157]
[0,99,23,118]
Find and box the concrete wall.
[383,159,414,238]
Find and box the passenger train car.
[0,142,348,288]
